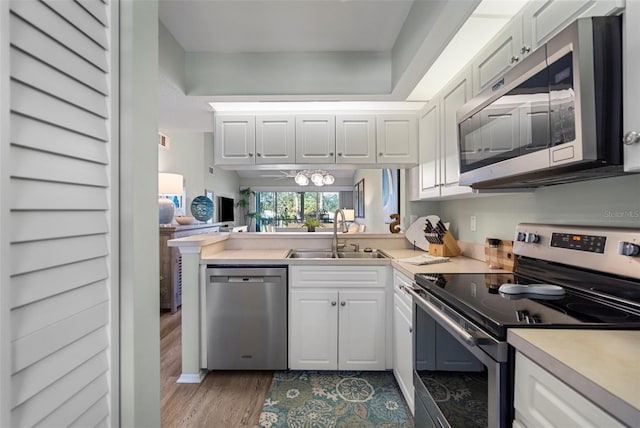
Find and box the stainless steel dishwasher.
[206,266,287,370]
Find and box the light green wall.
[158,21,185,90]
[432,175,640,244]
[159,131,241,223]
[120,0,160,426]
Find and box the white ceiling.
[158,0,413,53]
[157,0,525,183]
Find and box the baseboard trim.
[177,370,207,384]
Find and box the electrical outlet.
[470,215,477,232]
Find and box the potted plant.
[236,187,257,231]
[303,217,322,232]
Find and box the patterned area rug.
[258,371,413,428]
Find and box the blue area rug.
[259,371,413,427]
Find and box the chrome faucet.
[332,208,348,257]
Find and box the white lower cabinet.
[289,266,387,371]
[513,351,625,428]
[392,270,414,414]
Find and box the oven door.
[405,286,511,428]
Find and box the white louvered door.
[1,0,118,426]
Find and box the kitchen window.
[255,191,340,231]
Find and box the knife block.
[428,231,461,257]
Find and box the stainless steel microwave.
[457,16,625,189]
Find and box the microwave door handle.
[404,286,478,347]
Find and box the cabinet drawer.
[514,352,624,428]
[290,265,386,289]
[393,269,413,306]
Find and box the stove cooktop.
[414,271,640,340]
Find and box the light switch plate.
[470,215,477,232]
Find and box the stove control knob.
[617,241,640,257]
[524,232,540,243]
[516,232,526,242]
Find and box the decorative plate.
[190,196,213,222]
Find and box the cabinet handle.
[337,152,342,156]
[248,153,253,157]
[256,152,262,157]
[331,301,337,306]
[623,131,640,145]
[521,45,531,55]
[409,327,413,333]
[329,152,334,156]
[340,301,346,306]
[510,56,520,64]
[379,152,383,156]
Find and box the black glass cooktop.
[414,270,640,340]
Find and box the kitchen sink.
[337,250,390,259]
[286,249,390,259]
[286,250,334,259]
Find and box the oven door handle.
[404,285,478,347]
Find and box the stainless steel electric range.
[404,223,640,428]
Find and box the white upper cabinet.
[376,115,418,165]
[472,15,526,96]
[440,69,474,196]
[624,1,640,171]
[214,115,256,165]
[336,115,376,164]
[522,0,624,50]
[295,115,336,164]
[255,115,295,164]
[418,101,441,199]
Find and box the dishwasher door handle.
[227,276,265,283]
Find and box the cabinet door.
[440,70,474,196]
[393,294,414,414]
[514,352,625,428]
[338,290,386,370]
[295,115,336,164]
[624,1,640,171]
[472,15,525,96]
[336,115,376,164]
[255,115,295,164]
[522,0,624,50]
[289,290,338,370]
[418,101,441,199]
[376,115,418,164]
[214,115,256,165]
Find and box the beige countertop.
[508,329,640,426]
[199,246,508,277]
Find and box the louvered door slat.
[42,0,108,49]
[11,211,108,243]
[11,179,108,211]
[11,259,108,308]
[69,393,110,428]
[10,15,108,95]
[11,82,108,140]
[13,302,108,372]
[10,353,109,427]
[11,48,108,117]
[10,328,108,408]
[11,114,108,164]
[11,146,108,187]
[10,1,108,71]
[11,281,108,339]
[11,235,108,276]
[74,0,108,27]
[34,373,109,428]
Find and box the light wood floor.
[161,310,273,427]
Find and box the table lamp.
[159,173,183,224]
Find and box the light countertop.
[508,329,640,427]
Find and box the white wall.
[409,174,640,244]
[159,131,241,223]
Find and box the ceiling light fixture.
[294,170,334,187]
